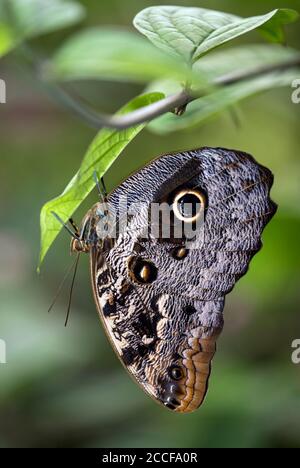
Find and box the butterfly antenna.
[51,211,79,239]
[65,252,80,327]
[101,176,108,198]
[93,170,108,201]
[48,254,80,313]
[93,170,102,197]
[69,217,80,237]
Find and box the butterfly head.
[70,202,115,257]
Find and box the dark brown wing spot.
[137,344,149,357]
[132,242,145,253]
[183,305,197,315]
[242,179,255,191]
[150,295,159,312]
[102,300,117,317]
[121,347,136,366]
[132,313,154,337]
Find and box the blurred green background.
[0,0,300,448]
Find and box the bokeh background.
[0,0,299,448]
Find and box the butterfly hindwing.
[87,147,276,412]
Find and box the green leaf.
[259,9,299,43]
[133,6,299,63]
[38,92,164,268]
[147,44,300,134]
[0,22,14,56]
[0,0,85,58]
[46,27,198,85]
[192,43,300,81]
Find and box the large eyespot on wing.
[172,188,206,223]
[127,256,158,284]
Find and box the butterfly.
[66,147,276,413]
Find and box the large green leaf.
[133,6,299,63]
[0,0,85,58]
[39,92,164,268]
[46,27,202,85]
[148,44,300,134]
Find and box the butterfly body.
[72,147,276,413]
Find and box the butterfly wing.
[90,147,277,413]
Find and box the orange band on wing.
[175,333,220,413]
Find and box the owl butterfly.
[71,147,276,413]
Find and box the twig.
[214,56,300,86]
[48,56,300,130]
[46,83,191,130]
[19,44,300,130]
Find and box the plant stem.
[51,56,300,130]
[214,56,300,86]
[48,84,191,129]
[22,44,300,130]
